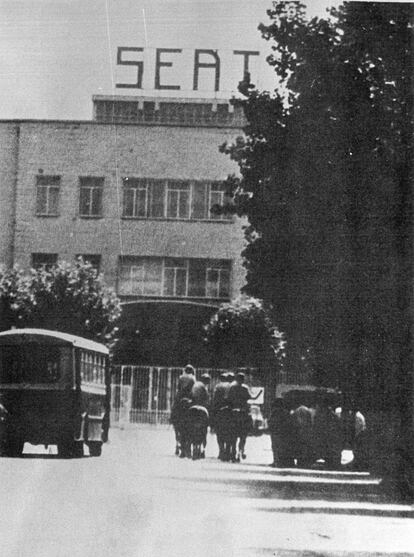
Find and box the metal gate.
[110,365,266,426]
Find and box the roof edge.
[0,328,109,354]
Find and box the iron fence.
[110,365,270,426]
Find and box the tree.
[221,1,413,497]
[0,260,121,349]
[204,295,285,369]
[222,1,413,405]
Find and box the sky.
[0,0,407,119]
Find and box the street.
[0,426,413,557]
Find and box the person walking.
[227,372,259,459]
[212,373,230,420]
[227,372,251,413]
[268,398,295,467]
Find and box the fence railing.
[111,365,265,425]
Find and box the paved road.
[0,427,413,557]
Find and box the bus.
[0,328,110,458]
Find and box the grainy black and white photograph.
[0,1,413,555]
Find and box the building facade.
[0,96,247,366]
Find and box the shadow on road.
[0,453,93,460]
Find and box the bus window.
[0,346,22,383]
[0,343,63,384]
[80,350,107,385]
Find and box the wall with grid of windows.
[1,101,246,302]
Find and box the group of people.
[171,366,368,470]
[268,394,368,470]
[170,364,256,458]
[173,365,253,420]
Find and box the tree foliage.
[0,260,121,349]
[222,2,413,404]
[204,295,285,368]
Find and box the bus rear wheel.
[88,442,102,457]
[5,437,24,457]
[72,441,84,458]
[58,439,84,458]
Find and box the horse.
[184,405,209,460]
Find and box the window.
[119,257,163,296]
[166,181,190,219]
[120,179,232,221]
[76,254,101,274]
[163,259,188,297]
[31,253,58,270]
[36,175,60,216]
[122,178,148,218]
[121,179,231,221]
[79,177,104,217]
[122,178,165,219]
[0,343,64,384]
[206,260,231,298]
[80,351,106,385]
[118,257,231,299]
[208,183,226,220]
[93,99,246,126]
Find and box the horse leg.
[217,432,223,460]
[175,428,181,456]
[239,434,247,459]
[181,430,190,458]
[231,436,239,462]
[201,432,206,459]
[176,428,186,458]
[222,439,229,461]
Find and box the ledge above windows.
[120,216,233,224]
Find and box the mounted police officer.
[170,364,196,456]
[191,373,211,410]
[177,364,196,399]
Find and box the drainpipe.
[9,124,20,268]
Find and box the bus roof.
[0,329,109,355]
